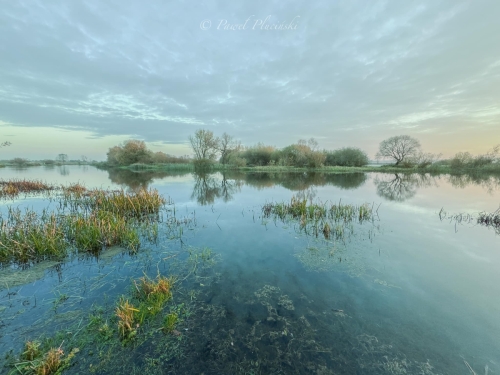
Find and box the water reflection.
[57,165,70,176]
[374,173,437,202]
[447,173,500,194]
[107,168,185,190]
[102,168,500,204]
[191,173,243,205]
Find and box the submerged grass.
[0,179,56,199]
[263,196,375,240]
[263,197,373,223]
[117,274,174,341]
[11,340,79,375]
[477,208,500,233]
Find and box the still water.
[1,166,499,374]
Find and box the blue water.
[1,166,499,374]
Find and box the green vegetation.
[263,196,374,240]
[324,147,369,167]
[106,139,190,167]
[0,179,56,199]
[96,131,500,176]
[11,340,79,375]
[0,186,167,264]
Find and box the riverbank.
[96,162,500,176]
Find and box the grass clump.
[163,312,179,333]
[0,179,55,199]
[65,210,140,253]
[116,297,139,340]
[64,188,167,219]
[477,208,500,233]
[263,197,373,223]
[0,186,167,264]
[0,208,67,263]
[116,274,174,341]
[12,341,79,375]
[263,196,374,240]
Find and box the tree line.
[103,131,499,171]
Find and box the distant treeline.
[104,137,369,169]
[103,131,500,174]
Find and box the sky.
[1,0,499,161]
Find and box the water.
[1,166,499,374]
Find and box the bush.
[240,144,276,166]
[450,147,499,169]
[11,158,28,166]
[193,159,214,170]
[106,140,153,166]
[324,148,368,167]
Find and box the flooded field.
[1,166,499,374]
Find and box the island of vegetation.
[2,132,499,175]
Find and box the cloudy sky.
[1,0,499,160]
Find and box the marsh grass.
[0,208,67,263]
[263,197,374,240]
[163,312,178,333]
[0,179,56,199]
[13,341,79,375]
[116,275,174,340]
[263,197,372,223]
[477,208,500,233]
[65,210,140,253]
[0,187,168,264]
[116,298,139,340]
[61,188,168,219]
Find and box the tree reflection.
[374,173,437,202]
[447,173,500,194]
[57,165,70,176]
[191,172,242,205]
[106,168,189,191]
[226,172,367,191]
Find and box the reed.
[134,274,174,323]
[0,208,67,263]
[263,197,373,223]
[262,197,373,240]
[15,341,79,375]
[64,210,140,253]
[0,179,55,199]
[477,208,500,230]
[116,297,139,340]
[62,188,167,219]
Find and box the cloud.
[0,0,499,158]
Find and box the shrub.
[324,148,369,167]
[106,140,153,166]
[240,144,276,166]
[11,158,28,166]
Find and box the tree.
[189,129,219,167]
[324,147,369,167]
[218,133,241,165]
[376,135,421,166]
[106,140,153,166]
[56,154,68,163]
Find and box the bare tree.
[376,135,421,165]
[189,129,219,163]
[56,153,68,163]
[218,133,241,165]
